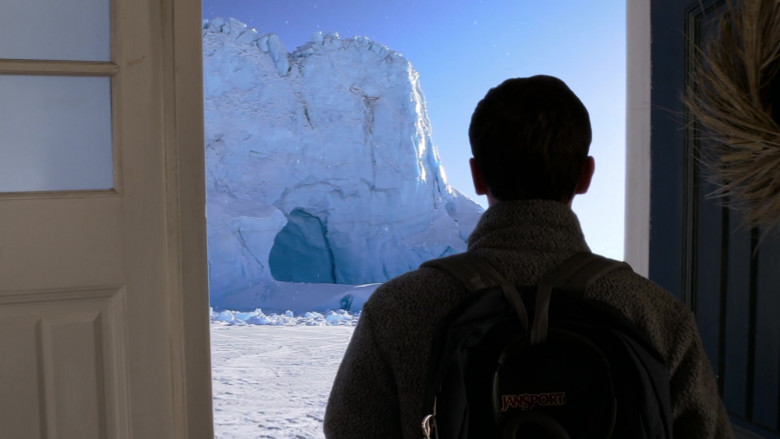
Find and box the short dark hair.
[468,75,592,202]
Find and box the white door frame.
[625,0,652,277]
[158,0,213,436]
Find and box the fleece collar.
[467,200,591,255]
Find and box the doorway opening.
[201,2,627,437]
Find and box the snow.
[210,281,366,438]
[211,323,354,438]
[211,308,358,326]
[203,18,483,312]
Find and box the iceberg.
[203,18,483,311]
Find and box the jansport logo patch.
[501,392,567,412]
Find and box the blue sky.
[202,0,627,259]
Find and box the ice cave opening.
[269,208,337,283]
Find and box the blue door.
[649,0,780,437]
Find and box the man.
[324,75,732,438]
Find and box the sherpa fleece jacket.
[324,200,733,439]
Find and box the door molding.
[159,0,213,437]
[625,0,651,276]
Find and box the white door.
[0,0,212,438]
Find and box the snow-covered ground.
[211,314,356,438]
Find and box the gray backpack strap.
[532,253,630,344]
[422,253,529,331]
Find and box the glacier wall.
[203,18,483,310]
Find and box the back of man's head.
[468,75,592,202]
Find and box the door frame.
[625,0,651,277]
[160,0,212,436]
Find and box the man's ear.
[574,156,595,195]
[470,158,489,195]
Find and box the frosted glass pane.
[0,0,110,61]
[0,76,113,192]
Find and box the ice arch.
[269,209,336,283]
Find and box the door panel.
[0,198,122,289]
[650,0,780,436]
[0,287,129,438]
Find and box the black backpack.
[420,252,673,439]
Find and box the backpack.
[419,252,673,439]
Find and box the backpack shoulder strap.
[422,253,529,331]
[532,253,631,343]
[541,252,630,291]
[422,252,632,342]
[421,253,508,291]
